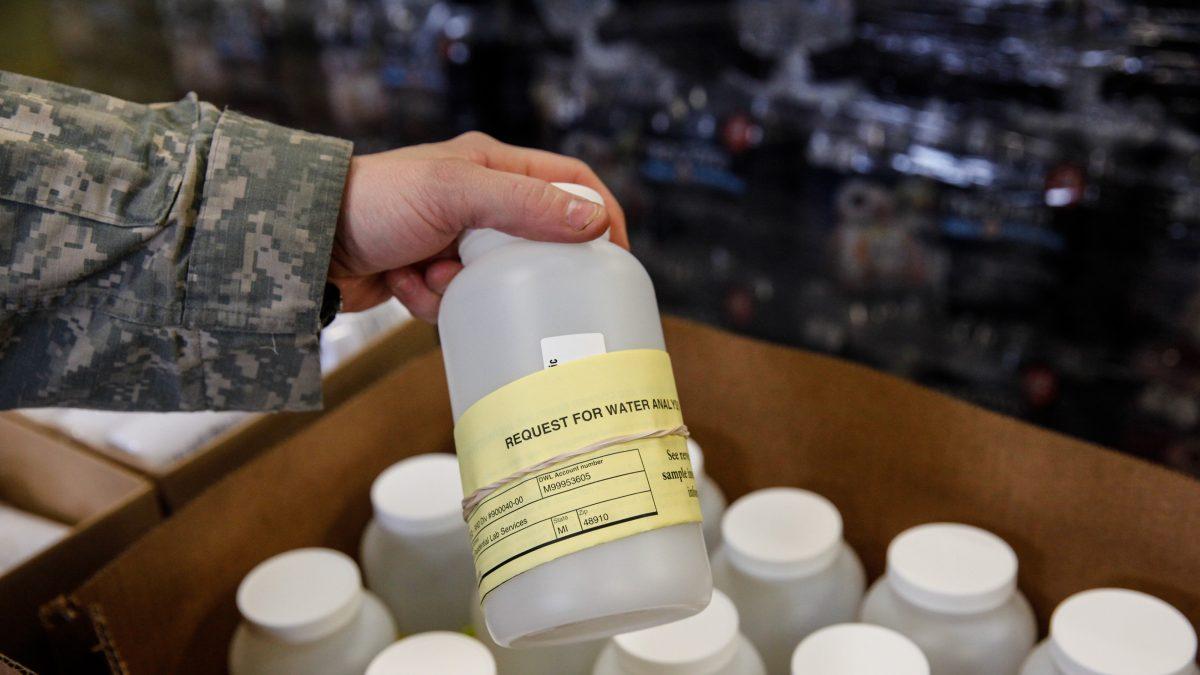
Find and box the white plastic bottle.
[859,523,1036,675]
[228,548,395,675]
[688,438,727,553]
[1020,588,1199,675]
[791,623,929,675]
[471,591,605,675]
[712,487,865,674]
[439,182,711,647]
[365,632,496,675]
[593,589,766,675]
[359,453,474,634]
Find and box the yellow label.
[455,349,701,599]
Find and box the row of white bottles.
[228,444,1198,675]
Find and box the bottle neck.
[458,228,526,265]
[456,181,607,265]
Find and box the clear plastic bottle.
[1020,588,1199,675]
[228,548,396,675]
[791,623,929,675]
[859,523,1036,675]
[471,591,605,675]
[593,589,766,675]
[439,182,711,647]
[712,487,865,674]
[359,454,474,633]
[365,631,496,675]
[688,438,727,554]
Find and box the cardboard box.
[7,320,438,512]
[0,417,160,672]
[50,318,1200,674]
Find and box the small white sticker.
[541,333,607,369]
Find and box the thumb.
[448,162,610,243]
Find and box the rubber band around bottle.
[460,424,691,521]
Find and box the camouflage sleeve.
[0,71,353,411]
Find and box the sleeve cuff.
[184,109,353,410]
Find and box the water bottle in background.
[593,589,766,675]
[471,591,604,675]
[1020,588,1199,675]
[365,631,496,675]
[859,523,1036,675]
[687,438,727,553]
[228,548,395,675]
[713,487,865,673]
[791,623,929,675]
[360,454,474,633]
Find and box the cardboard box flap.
[63,317,1200,674]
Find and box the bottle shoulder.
[444,241,648,301]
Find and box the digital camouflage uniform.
[0,71,353,411]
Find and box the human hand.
[330,132,627,321]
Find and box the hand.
[330,132,627,321]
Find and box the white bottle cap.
[613,589,739,675]
[1048,588,1198,675]
[790,623,929,675]
[686,438,706,477]
[886,522,1018,615]
[458,182,607,265]
[371,454,465,535]
[721,487,843,579]
[365,632,496,675]
[236,548,363,644]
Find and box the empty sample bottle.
[790,623,929,675]
[859,523,1036,675]
[471,591,605,675]
[365,632,496,675]
[688,438,727,553]
[713,487,865,674]
[440,183,711,647]
[1020,588,1199,675]
[360,453,474,633]
[593,589,766,675]
[228,548,396,675]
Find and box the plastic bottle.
[859,523,1036,675]
[228,548,395,675]
[439,182,711,647]
[713,487,865,673]
[365,632,496,675]
[471,591,605,675]
[359,453,474,633]
[1020,588,1199,675]
[593,589,766,675]
[790,623,929,675]
[688,438,727,553]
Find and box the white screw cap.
[886,523,1018,615]
[722,487,843,579]
[371,454,464,535]
[1049,588,1198,675]
[791,623,929,675]
[236,548,363,644]
[614,590,740,675]
[365,632,496,675]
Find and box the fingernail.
[567,199,601,231]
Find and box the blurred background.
[2,0,1198,476]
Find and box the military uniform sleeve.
[0,71,353,411]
